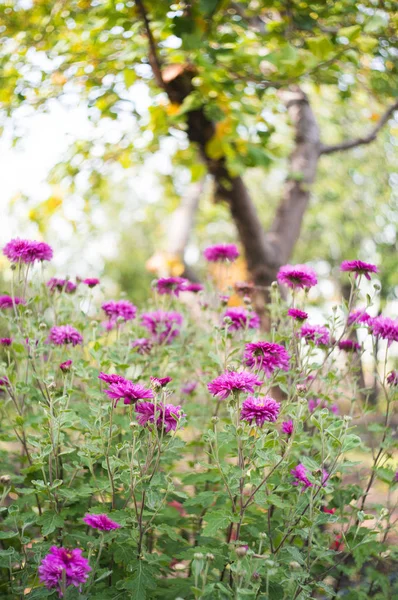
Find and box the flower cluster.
[244,341,290,377]
[208,371,262,401]
[135,401,185,433]
[105,379,154,407]
[223,307,260,331]
[369,316,398,346]
[203,243,239,262]
[155,277,187,296]
[102,299,137,322]
[141,310,183,344]
[3,238,53,264]
[300,323,330,346]
[277,264,317,289]
[240,396,281,427]
[288,308,308,321]
[340,260,378,280]
[83,513,121,531]
[47,278,77,293]
[0,295,25,309]
[48,325,83,346]
[38,546,91,595]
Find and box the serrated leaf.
[202,510,231,536]
[38,512,64,535]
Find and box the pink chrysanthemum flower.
[0,295,25,309]
[181,381,197,395]
[131,338,153,355]
[182,282,203,293]
[150,376,172,388]
[0,376,10,387]
[340,260,378,280]
[141,310,183,344]
[83,513,121,531]
[98,372,127,385]
[208,371,262,401]
[135,401,185,433]
[291,464,312,489]
[308,398,339,414]
[59,360,72,372]
[277,264,317,289]
[288,308,308,321]
[387,370,398,387]
[348,309,371,326]
[38,546,91,595]
[282,420,294,436]
[48,325,83,346]
[338,339,361,352]
[105,380,154,406]
[203,243,239,262]
[240,396,280,427]
[155,277,187,296]
[244,341,290,377]
[300,323,330,346]
[369,316,398,347]
[82,278,100,288]
[3,238,53,264]
[102,299,136,322]
[223,307,260,331]
[0,338,12,346]
[47,278,77,294]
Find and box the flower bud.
[194,552,204,560]
[39,322,47,330]
[259,532,267,539]
[11,264,17,271]
[296,384,307,395]
[206,553,214,562]
[211,416,219,425]
[243,296,251,305]
[129,421,139,429]
[252,571,261,581]
[236,546,248,558]
[289,561,300,569]
[0,474,11,485]
[91,320,98,328]
[373,283,381,291]
[271,281,278,289]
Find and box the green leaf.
[118,561,157,599]
[202,510,231,536]
[38,512,64,536]
[307,36,335,60]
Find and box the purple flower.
[47,278,77,293]
[0,338,12,346]
[234,281,254,296]
[131,338,153,355]
[277,264,317,289]
[244,341,290,377]
[155,277,187,296]
[0,376,10,388]
[223,307,260,331]
[282,420,294,436]
[240,396,281,427]
[348,309,371,326]
[150,376,172,388]
[182,282,203,293]
[105,380,154,406]
[338,339,361,353]
[3,238,53,264]
[141,310,183,344]
[387,370,398,387]
[59,360,72,372]
[83,513,121,531]
[288,308,308,321]
[48,325,83,346]
[208,371,262,401]
[102,300,137,322]
[38,546,91,596]
[203,244,239,262]
[98,372,126,385]
[291,464,312,489]
[135,401,185,433]
[308,398,339,414]
[0,295,25,309]
[82,278,100,288]
[181,381,197,395]
[340,260,378,280]
[300,323,330,346]
[369,316,398,347]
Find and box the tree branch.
[320,99,398,155]
[135,0,167,92]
